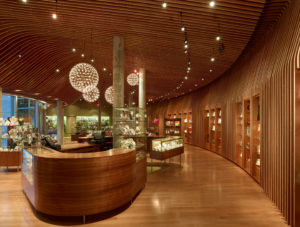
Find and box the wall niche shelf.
[204,109,210,150]
[243,99,251,173]
[164,117,181,136]
[236,102,243,167]
[216,108,222,154]
[251,95,261,183]
[209,108,216,152]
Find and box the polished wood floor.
[0,145,288,227]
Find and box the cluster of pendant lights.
[149,0,218,104]
[69,63,100,102]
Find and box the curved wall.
[148,1,300,226]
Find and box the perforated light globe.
[105,86,114,104]
[127,73,139,86]
[69,63,99,92]
[82,86,100,102]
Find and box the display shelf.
[243,99,251,173]
[216,108,222,154]
[113,107,146,160]
[235,102,243,167]
[209,108,216,152]
[251,95,261,183]
[147,117,159,136]
[164,117,181,136]
[186,112,192,144]
[204,109,210,150]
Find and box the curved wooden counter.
[22,147,146,217]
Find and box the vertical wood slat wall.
[148,2,300,226]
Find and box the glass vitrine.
[152,136,183,152]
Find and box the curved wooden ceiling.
[0,0,289,106]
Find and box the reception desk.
[22,147,146,217]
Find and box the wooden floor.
[0,145,288,227]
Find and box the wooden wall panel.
[148,1,300,226]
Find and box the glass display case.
[22,149,33,185]
[113,107,146,162]
[152,136,183,152]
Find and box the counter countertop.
[24,146,135,159]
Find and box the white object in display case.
[184,119,188,123]
[152,137,183,152]
[217,118,222,124]
[257,144,260,155]
[212,112,216,117]
[256,158,261,166]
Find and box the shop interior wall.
[148,1,300,226]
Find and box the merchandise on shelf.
[256,158,261,166]
[120,138,136,149]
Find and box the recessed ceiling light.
[209,69,213,72]
[103,67,107,71]
[91,59,94,63]
[162,1,167,8]
[15,89,22,92]
[184,44,188,49]
[18,54,22,58]
[52,13,57,20]
[216,35,221,41]
[72,48,76,52]
[181,26,185,32]
[81,53,85,58]
[209,1,215,7]
[188,67,191,71]
[211,57,215,62]
[34,93,40,95]
[195,84,198,87]
[184,50,188,54]
[56,68,60,73]
[185,76,188,80]
[22,0,27,3]
[47,96,52,98]
[202,77,205,81]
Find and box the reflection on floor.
[0,144,288,227]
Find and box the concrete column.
[57,100,64,145]
[113,36,124,108]
[97,101,101,130]
[35,101,39,130]
[113,36,124,148]
[139,68,146,109]
[139,68,146,137]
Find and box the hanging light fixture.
[69,63,99,92]
[127,73,139,86]
[82,86,100,102]
[105,86,114,104]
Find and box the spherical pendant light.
[82,86,100,103]
[105,86,114,104]
[69,63,99,92]
[127,73,139,86]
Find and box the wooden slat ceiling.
[0,0,289,106]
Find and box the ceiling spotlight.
[209,69,213,72]
[202,77,205,81]
[188,66,191,71]
[211,57,215,62]
[15,89,22,92]
[52,13,57,20]
[181,26,185,32]
[185,76,188,80]
[72,48,76,52]
[18,54,22,58]
[184,44,188,49]
[209,1,215,7]
[184,50,188,54]
[81,53,85,58]
[195,84,198,87]
[22,0,27,3]
[162,1,167,8]
[56,68,60,73]
[216,35,221,41]
[103,67,107,71]
[91,58,94,63]
[185,40,188,44]
[34,93,40,95]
